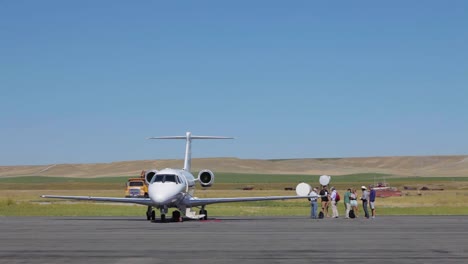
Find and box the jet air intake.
[144,169,159,185]
[197,169,214,187]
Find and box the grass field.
[3,173,468,184]
[1,173,467,217]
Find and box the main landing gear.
[199,206,208,220]
[146,206,156,221]
[172,210,182,222]
[146,206,183,222]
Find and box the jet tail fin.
[147,132,233,171]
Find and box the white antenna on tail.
[147,131,233,172]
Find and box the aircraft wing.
[187,195,316,207]
[41,195,153,206]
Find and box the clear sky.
[1,1,467,165]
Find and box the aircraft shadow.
[47,216,305,223]
[51,217,148,222]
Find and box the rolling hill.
[1,155,468,177]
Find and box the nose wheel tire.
[161,214,166,222]
[151,210,156,221]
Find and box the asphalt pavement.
[0,216,467,264]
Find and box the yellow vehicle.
[125,172,149,198]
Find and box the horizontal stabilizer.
[147,136,233,140]
[147,132,233,171]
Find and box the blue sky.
[1,1,467,165]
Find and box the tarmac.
[0,216,467,264]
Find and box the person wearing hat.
[309,187,319,219]
[361,185,370,219]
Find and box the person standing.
[344,188,351,218]
[361,186,369,218]
[330,187,339,218]
[309,187,319,219]
[369,185,376,219]
[319,185,329,218]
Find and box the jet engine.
[197,169,214,187]
[144,169,159,185]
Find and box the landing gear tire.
[172,211,182,222]
[147,206,153,221]
[151,210,156,221]
[161,214,166,223]
[199,209,208,220]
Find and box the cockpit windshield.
[151,174,180,184]
[165,174,176,183]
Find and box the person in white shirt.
[350,188,359,218]
[330,187,339,218]
[361,186,370,218]
[309,187,319,219]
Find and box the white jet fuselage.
[148,168,195,208]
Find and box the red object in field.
[372,181,402,198]
[375,187,402,197]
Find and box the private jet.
[42,132,316,222]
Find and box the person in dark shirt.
[319,185,330,218]
[369,185,376,219]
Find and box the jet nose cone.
[151,193,167,204]
[148,185,164,204]
[148,183,183,205]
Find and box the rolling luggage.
[349,210,356,219]
[318,211,324,219]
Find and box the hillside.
[1,155,468,177]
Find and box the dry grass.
[1,177,468,216]
[379,190,468,208]
[3,190,467,216]
[2,155,468,177]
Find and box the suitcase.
[349,210,356,219]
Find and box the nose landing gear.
[160,207,168,222]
